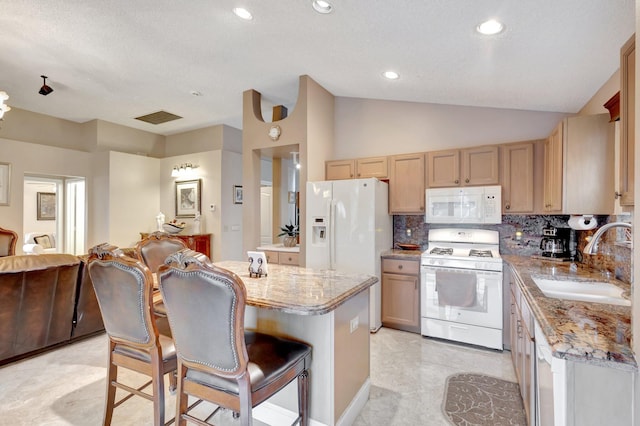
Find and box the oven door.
[421,264,503,329]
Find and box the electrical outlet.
[350,316,359,333]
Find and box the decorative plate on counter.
[396,243,420,251]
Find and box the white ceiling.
[0,1,635,135]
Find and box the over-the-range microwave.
[425,185,502,224]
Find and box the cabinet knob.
[454,179,459,184]
[398,264,403,270]
[505,204,511,210]
[614,191,622,199]
[357,173,361,177]
[465,178,469,183]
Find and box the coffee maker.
[539,224,571,258]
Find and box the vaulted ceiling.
[0,0,634,135]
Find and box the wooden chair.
[158,249,312,426]
[135,231,188,274]
[87,243,177,426]
[0,226,18,257]
[135,231,189,334]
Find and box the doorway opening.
[23,175,86,255]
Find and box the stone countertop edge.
[214,260,378,316]
[381,249,422,260]
[503,255,637,371]
[256,244,300,253]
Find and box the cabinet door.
[325,160,355,180]
[389,153,426,214]
[427,149,460,187]
[502,143,534,213]
[461,145,499,185]
[620,35,635,206]
[356,156,388,179]
[381,272,419,332]
[543,122,563,212]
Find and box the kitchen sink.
[531,276,631,306]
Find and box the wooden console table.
[139,233,212,258]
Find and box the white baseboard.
[252,378,371,426]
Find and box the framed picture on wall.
[175,179,202,218]
[0,162,10,206]
[37,192,56,220]
[233,185,243,204]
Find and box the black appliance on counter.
[539,224,571,258]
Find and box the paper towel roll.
[568,215,597,230]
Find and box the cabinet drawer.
[382,258,419,275]
[263,250,279,264]
[278,252,299,265]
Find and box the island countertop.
[503,255,636,371]
[214,260,378,316]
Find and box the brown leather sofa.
[0,253,107,365]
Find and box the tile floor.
[0,328,516,425]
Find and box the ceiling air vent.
[134,110,182,125]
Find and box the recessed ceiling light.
[233,7,253,20]
[312,0,333,14]
[476,19,504,35]
[382,71,399,80]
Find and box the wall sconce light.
[0,91,11,120]
[171,163,199,177]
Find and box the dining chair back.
[135,231,188,273]
[0,226,18,257]
[88,243,177,426]
[158,249,312,426]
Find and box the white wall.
[221,150,244,261]
[108,151,161,248]
[333,97,569,159]
[22,180,56,239]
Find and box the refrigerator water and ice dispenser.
[310,217,327,245]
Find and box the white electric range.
[420,228,503,350]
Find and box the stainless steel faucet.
[583,222,632,254]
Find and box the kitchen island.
[214,260,378,426]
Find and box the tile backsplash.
[393,214,632,284]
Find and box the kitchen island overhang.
[214,261,378,426]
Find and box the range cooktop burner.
[429,247,453,255]
[469,249,493,258]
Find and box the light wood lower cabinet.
[263,250,299,266]
[510,275,535,426]
[381,258,420,333]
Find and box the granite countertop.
[381,249,422,260]
[503,255,636,371]
[214,260,377,316]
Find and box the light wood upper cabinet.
[427,146,499,187]
[427,149,460,187]
[355,156,388,179]
[543,122,563,213]
[325,156,388,180]
[619,34,635,206]
[389,153,426,214]
[325,159,355,180]
[501,142,534,213]
[543,114,614,214]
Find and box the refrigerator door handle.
[330,199,336,270]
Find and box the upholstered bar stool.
[158,249,312,426]
[135,231,188,335]
[88,243,177,426]
[0,226,18,257]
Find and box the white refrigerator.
[306,178,392,332]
